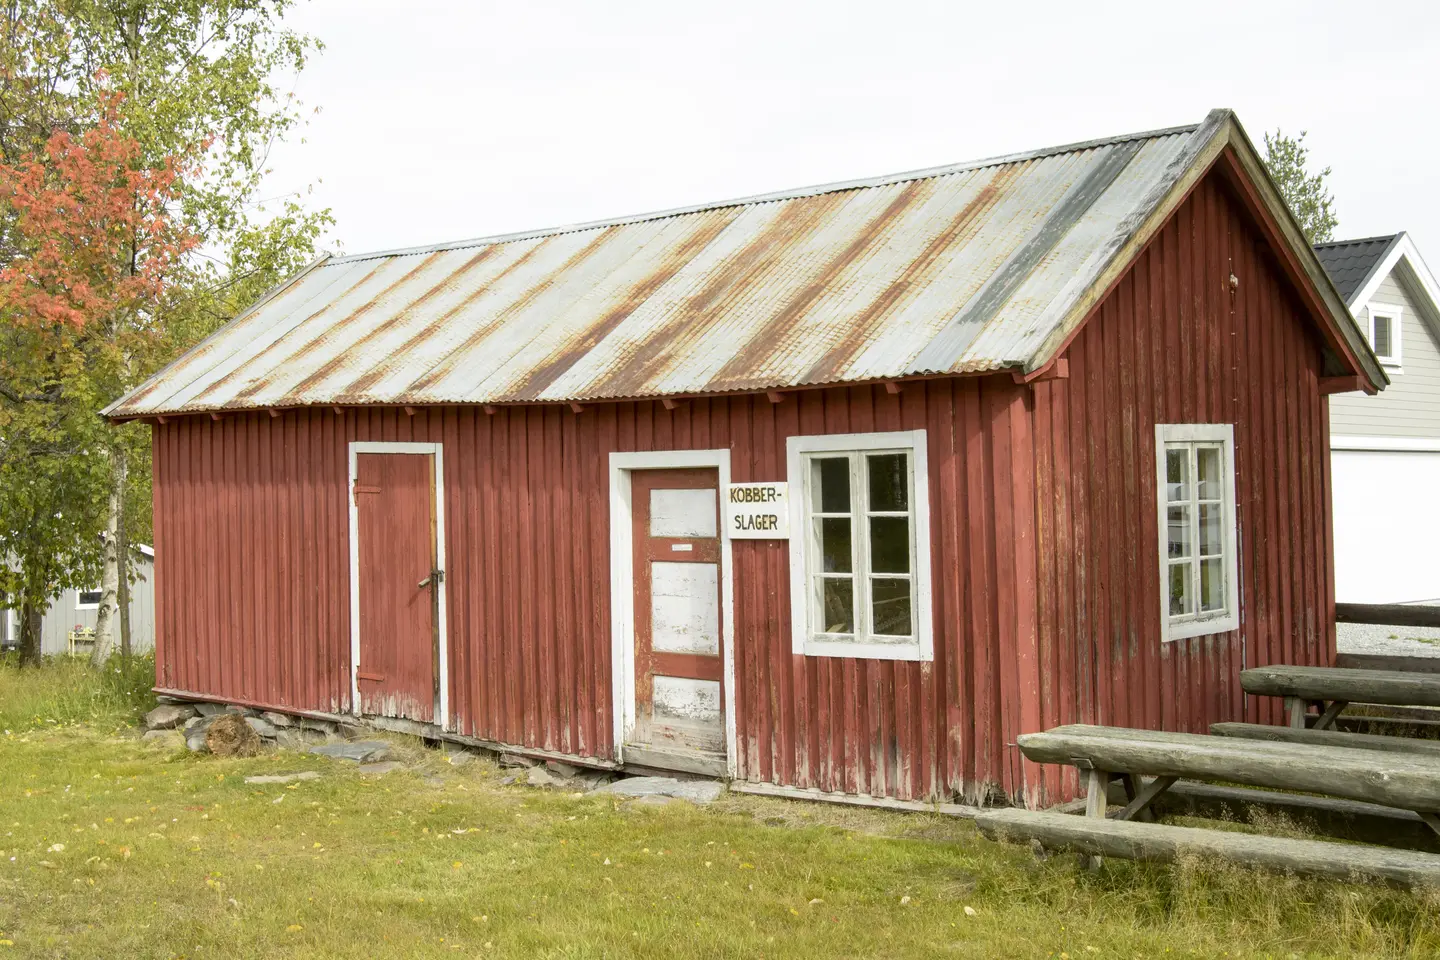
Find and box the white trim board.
[1348,233,1440,322]
[1331,435,1440,453]
[346,441,449,730]
[608,449,736,778]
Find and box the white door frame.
[608,449,736,777]
[347,441,449,730]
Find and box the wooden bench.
[1240,665,1440,730]
[975,809,1440,889]
[1210,721,1440,759]
[1016,724,1440,836]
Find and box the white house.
[1,545,156,655]
[1315,233,1440,605]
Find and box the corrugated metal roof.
[112,111,1251,417]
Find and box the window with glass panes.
[805,450,915,642]
[787,430,933,661]
[1156,424,1238,641]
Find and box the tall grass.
[0,653,156,731]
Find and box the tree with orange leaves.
[0,87,197,665]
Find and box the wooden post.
[1285,696,1307,729]
[1083,768,1108,870]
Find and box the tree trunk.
[91,462,123,664]
[117,515,132,658]
[18,601,41,667]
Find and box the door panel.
[355,452,438,722]
[630,468,725,762]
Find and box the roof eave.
[102,255,334,421]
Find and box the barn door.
[352,450,441,723]
[628,468,725,773]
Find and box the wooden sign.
[726,482,789,538]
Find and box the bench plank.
[1103,779,1440,854]
[1210,722,1440,759]
[1017,726,1440,812]
[1241,666,1440,708]
[977,808,1440,889]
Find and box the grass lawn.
[2,663,1439,958]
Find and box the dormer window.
[1367,303,1403,367]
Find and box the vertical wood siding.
[1029,173,1334,800]
[151,377,1039,801]
[149,167,1336,805]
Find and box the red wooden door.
[630,468,725,768]
[354,452,439,722]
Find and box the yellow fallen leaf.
[452,861,462,869]
[286,924,303,933]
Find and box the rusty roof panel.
[108,116,1233,417]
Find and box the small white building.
[1,545,156,655]
[1315,233,1440,605]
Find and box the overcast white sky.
[264,0,1440,263]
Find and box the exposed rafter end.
[569,402,585,414]
[1319,375,1367,396]
[765,390,785,404]
[883,381,903,395]
[404,405,417,416]
[1014,358,1070,385]
[661,397,686,411]
[209,412,223,421]
[332,405,344,416]
[483,404,497,415]
[155,415,168,425]
[267,408,281,418]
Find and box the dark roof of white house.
[1313,235,1400,303]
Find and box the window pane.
[1198,503,1223,557]
[1168,561,1192,616]
[870,578,912,636]
[78,590,103,606]
[867,453,908,511]
[820,577,854,634]
[869,516,911,573]
[812,457,850,514]
[819,517,852,573]
[1197,446,1223,501]
[1165,448,1189,502]
[1200,558,1225,613]
[1373,314,1392,357]
[1167,506,1191,559]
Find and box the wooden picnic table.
[982,721,1440,885]
[1016,723,1440,833]
[1240,665,1440,729]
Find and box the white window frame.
[1155,424,1240,642]
[75,587,102,611]
[786,430,933,662]
[1365,302,1403,368]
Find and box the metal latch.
[418,568,446,589]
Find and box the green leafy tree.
[1262,128,1339,244]
[0,1,332,661]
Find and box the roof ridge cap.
[327,120,1205,266]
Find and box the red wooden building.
[107,110,1386,805]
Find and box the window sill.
[800,638,929,661]
[1163,614,1238,642]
